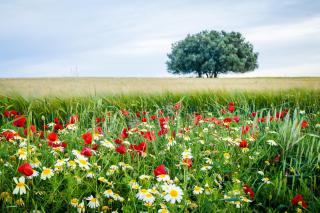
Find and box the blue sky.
[0,0,319,77]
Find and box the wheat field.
[0,77,319,97]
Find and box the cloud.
[245,16,320,43]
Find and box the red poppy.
[141,117,147,122]
[13,115,26,127]
[243,184,255,199]
[38,131,44,139]
[239,139,248,148]
[154,164,167,176]
[120,109,129,116]
[96,117,106,123]
[18,162,34,176]
[136,112,141,118]
[24,125,36,136]
[150,115,157,120]
[4,110,17,117]
[68,115,79,124]
[1,130,15,141]
[81,147,93,157]
[251,112,257,117]
[47,141,67,149]
[159,117,169,128]
[142,131,156,142]
[158,128,168,136]
[54,123,63,131]
[92,144,99,150]
[60,142,68,148]
[273,154,281,164]
[121,128,129,139]
[47,132,58,141]
[114,138,123,144]
[116,145,127,154]
[131,142,147,155]
[194,115,203,125]
[82,132,93,144]
[54,117,60,124]
[292,194,308,208]
[228,102,235,113]
[182,158,192,168]
[158,109,165,116]
[233,116,240,123]
[223,117,232,123]
[220,108,226,114]
[301,120,309,129]
[174,102,181,110]
[241,125,250,135]
[95,127,103,135]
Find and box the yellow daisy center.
[79,159,87,165]
[169,189,178,198]
[140,189,148,194]
[146,193,153,198]
[17,182,25,187]
[43,169,51,175]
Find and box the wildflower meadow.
[0,90,319,212]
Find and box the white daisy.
[77,201,85,213]
[86,195,99,208]
[101,140,115,149]
[181,148,193,159]
[55,158,68,167]
[27,169,39,179]
[157,174,170,182]
[41,167,54,180]
[136,189,150,200]
[139,175,152,181]
[162,184,183,204]
[67,160,77,169]
[257,171,264,176]
[30,158,41,168]
[142,193,155,203]
[70,198,79,207]
[193,186,204,195]
[266,139,278,146]
[158,207,170,213]
[103,189,114,198]
[128,180,140,190]
[262,177,271,184]
[75,156,91,170]
[13,176,27,195]
[17,148,27,160]
[113,193,124,202]
[86,172,95,178]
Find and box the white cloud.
[245,16,320,43]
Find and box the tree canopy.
[166,30,258,78]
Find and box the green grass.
[0,89,319,212]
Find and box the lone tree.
[166,30,258,78]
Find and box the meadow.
[0,78,319,212]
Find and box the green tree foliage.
[166,30,258,78]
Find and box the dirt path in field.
[0,77,319,97]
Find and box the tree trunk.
[214,73,218,78]
[205,73,209,78]
[197,72,202,78]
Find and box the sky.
[0,0,320,78]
